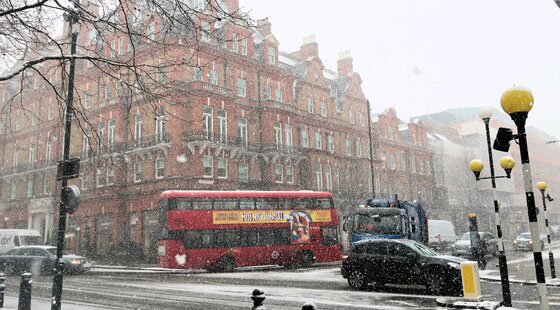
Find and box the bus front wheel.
[217,255,235,272]
[300,251,315,268]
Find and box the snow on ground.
[123,281,438,309]
[201,266,345,283]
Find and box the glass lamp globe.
[501,86,533,114]
[478,107,493,120]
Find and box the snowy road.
[1,268,441,309]
[1,264,559,309]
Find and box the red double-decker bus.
[156,190,342,271]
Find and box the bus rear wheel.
[217,255,235,272]
[299,251,315,268]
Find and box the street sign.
[57,158,80,180]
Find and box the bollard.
[461,261,482,301]
[18,273,32,310]
[0,272,5,308]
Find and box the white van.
[428,220,457,250]
[0,229,43,254]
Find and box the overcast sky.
[240,0,560,139]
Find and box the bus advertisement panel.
[156,190,342,271]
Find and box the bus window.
[174,230,213,249]
[175,199,192,210]
[316,198,331,209]
[277,198,291,210]
[239,229,258,246]
[239,198,255,210]
[184,230,203,248]
[160,199,172,210]
[255,199,277,210]
[258,228,290,245]
[213,198,238,210]
[192,199,212,210]
[295,198,312,209]
[216,230,241,248]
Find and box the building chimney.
[337,51,353,77]
[256,18,272,37]
[300,35,318,60]
[223,0,239,14]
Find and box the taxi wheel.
[348,269,367,290]
[426,269,448,295]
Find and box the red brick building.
[371,108,436,209]
[0,0,373,261]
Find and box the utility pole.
[366,99,375,198]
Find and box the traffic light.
[64,185,81,214]
[493,127,513,152]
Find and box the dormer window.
[268,46,276,65]
[232,33,239,52]
[241,38,248,56]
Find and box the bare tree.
[0,0,255,244]
[0,0,253,142]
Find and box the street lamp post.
[537,181,556,279]
[495,86,549,310]
[468,148,515,306]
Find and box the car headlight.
[529,240,533,244]
[447,262,461,270]
[513,240,517,244]
[69,259,81,265]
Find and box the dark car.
[513,232,545,251]
[451,232,499,258]
[341,239,466,295]
[0,245,92,276]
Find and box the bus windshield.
[353,213,401,235]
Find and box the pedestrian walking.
[251,288,266,310]
[302,302,317,309]
[476,238,488,270]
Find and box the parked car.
[341,239,466,296]
[513,232,545,251]
[0,245,92,276]
[451,232,499,258]
[428,220,458,250]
